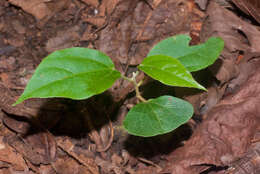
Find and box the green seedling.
[14,34,224,137]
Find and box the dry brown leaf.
[225,140,260,174]
[39,164,56,174]
[57,138,99,174]
[97,0,193,66]
[201,1,260,53]
[99,0,119,16]
[7,131,57,165]
[0,137,29,172]
[8,0,51,20]
[11,20,26,34]
[0,83,38,117]
[95,156,122,174]
[195,0,208,10]
[201,1,260,90]
[232,0,260,23]
[45,26,80,53]
[3,114,30,134]
[80,0,99,7]
[209,59,239,84]
[163,60,260,173]
[52,157,81,174]
[84,17,106,28]
[6,37,24,47]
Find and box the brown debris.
[0,83,37,117]
[0,137,29,172]
[83,17,106,28]
[209,59,239,85]
[57,138,99,174]
[8,0,71,21]
[201,2,260,53]
[162,3,260,169]
[232,0,260,24]
[5,36,24,48]
[99,0,120,16]
[45,26,81,53]
[1,0,260,173]
[163,59,260,173]
[97,0,193,66]
[7,131,57,165]
[202,1,260,94]
[3,114,30,134]
[8,0,52,20]
[225,139,260,174]
[195,0,208,10]
[52,157,91,174]
[11,20,26,34]
[80,0,99,7]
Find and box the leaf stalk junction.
[121,71,147,103]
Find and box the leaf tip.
[198,84,207,91]
[13,95,26,106]
[12,100,21,106]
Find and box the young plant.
[14,34,224,137]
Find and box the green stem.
[121,71,147,103]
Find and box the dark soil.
[0,0,260,174]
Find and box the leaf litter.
[0,0,260,173]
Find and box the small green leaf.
[123,95,194,137]
[148,35,224,72]
[14,47,121,105]
[138,55,206,90]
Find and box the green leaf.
[138,55,206,90]
[148,35,224,72]
[123,95,194,137]
[14,47,121,105]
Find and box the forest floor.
[0,0,260,174]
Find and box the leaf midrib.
[140,65,197,87]
[147,102,164,132]
[24,68,116,98]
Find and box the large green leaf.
[123,95,194,137]
[138,55,206,90]
[14,47,121,105]
[148,35,224,72]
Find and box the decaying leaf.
[7,131,57,165]
[52,157,92,174]
[99,0,120,16]
[8,0,52,20]
[209,59,239,85]
[201,1,260,87]
[97,0,193,66]
[163,59,260,173]
[80,0,99,7]
[225,138,260,174]
[231,0,260,24]
[83,17,106,28]
[195,0,208,10]
[0,137,29,172]
[202,1,260,53]
[45,26,80,53]
[162,2,260,172]
[8,0,70,21]
[57,138,99,174]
